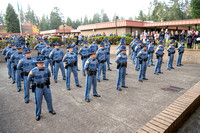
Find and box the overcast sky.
[1,0,169,21]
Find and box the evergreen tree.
[92,13,101,23]
[39,15,50,31]
[0,11,5,25]
[50,7,62,29]
[5,3,20,33]
[102,13,110,22]
[66,17,72,26]
[83,15,88,25]
[190,0,200,19]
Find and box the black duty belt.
[99,60,106,63]
[36,82,48,88]
[23,72,29,76]
[55,60,62,63]
[87,70,97,76]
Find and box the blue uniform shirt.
[72,44,79,54]
[155,45,164,56]
[135,44,142,54]
[131,42,137,51]
[104,44,110,54]
[167,44,175,53]
[136,49,148,59]
[41,47,53,57]
[96,48,107,61]
[178,43,184,53]
[10,51,24,66]
[90,43,98,52]
[115,52,127,64]
[2,46,12,55]
[84,57,98,71]
[27,66,51,84]
[147,43,155,53]
[49,48,64,61]
[17,57,36,72]
[62,52,77,64]
[78,46,90,57]
[5,48,17,60]
[34,43,46,53]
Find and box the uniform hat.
[150,39,154,42]
[170,39,175,44]
[100,42,105,47]
[24,47,31,54]
[72,39,76,42]
[135,38,139,41]
[146,37,150,40]
[36,55,45,63]
[89,48,96,55]
[16,44,22,49]
[54,41,60,46]
[119,45,127,51]
[180,39,185,43]
[158,40,163,45]
[141,43,147,48]
[7,40,11,44]
[39,38,43,41]
[46,40,50,44]
[11,42,15,46]
[83,40,88,44]
[138,40,143,43]
[92,38,96,41]
[67,44,74,49]
[104,39,108,43]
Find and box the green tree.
[92,13,101,23]
[50,7,62,29]
[66,17,72,26]
[39,15,50,31]
[102,13,109,22]
[0,11,5,25]
[25,5,38,25]
[83,15,88,25]
[128,17,133,20]
[168,0,184,20]
[190,0,200,19]
[5,3,20,33]
[137,10,146,21]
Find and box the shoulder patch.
[50,52,53,54]
[169,46,171,48]
[65,55,67,57]
[96,52,99,54]
[49,68,51,73]
[30,71,33,75]
[19,61,21,64]
[42,49,44,51]
[118,55,121,57]
[139,51,142,54]
[11,55,13,57]
[158,48,160,50]
[86,60,90,64]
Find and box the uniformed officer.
[167,39,176,70]
[27,55,56,121]
[84,48,101,102]
[105,37,112,64]
[41,41,54,75]
[145,37,151,47]
[115,45,128,91]
[177,39,185,66]
[147,39,155,67]
[17,48,36,103]
[34,38,46,55]
[5,42,17,83]
[136,43,148,82]
[78,40,90,76]
[90,38,98,52]
[104,39,112,71]
[130,39,135,60]
[62,44,82,90]
[10,44,24,91]
[116,39,126,55]
[72,39,80,71]
[154,41,164,75]
[130,38,139,64]
[3,40,12,78]
[49,42,66,83]
[96,42,108,82]
[135,40,143,71]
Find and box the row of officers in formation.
[2,37,185,121]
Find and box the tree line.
[1,0,200,33]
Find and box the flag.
[17,1,20,12]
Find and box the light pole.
[63,24,65,35]
[115,16,119,36]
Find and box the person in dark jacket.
[186,31,193,48]
[193,31,200,49]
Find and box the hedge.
[87,36,133,45]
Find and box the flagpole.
[17,1,22,35]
